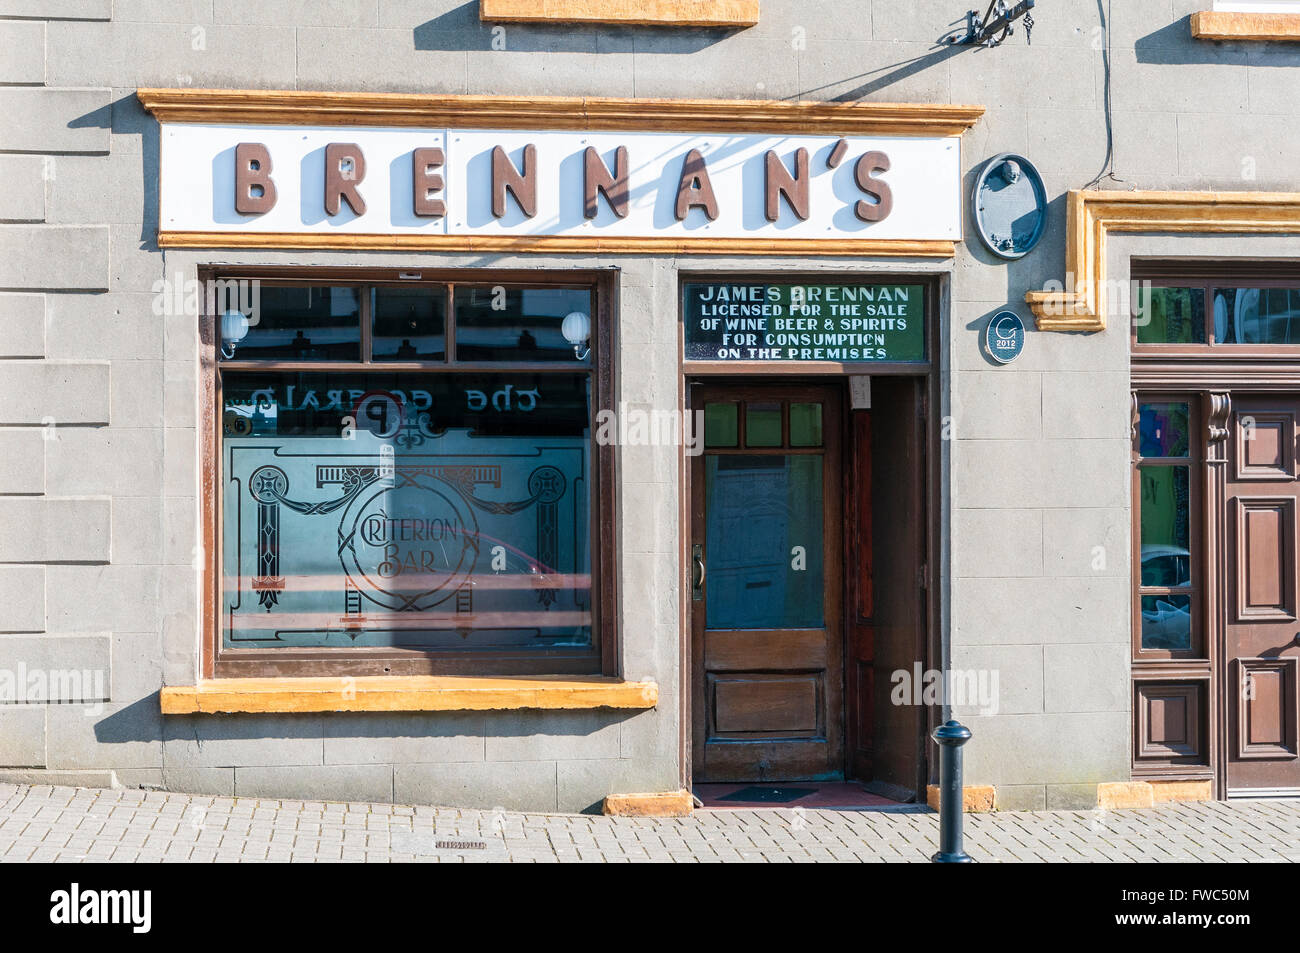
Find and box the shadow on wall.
[412,0,738,54]
[92,702,650,812]
[95,701,634,745]
[69,92,160,250]
[1134,15,1250,66]
[797,43,964,102]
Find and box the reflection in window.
[221,286,361,361]
[1141,594,1192,651]
[1135,286,1203,345]
[1139,402,1190,458]
[745,402,782,447]
[704,455,823,629]
[789,403,823,447]
[704,402,738,448]
[1139,465,1191,575]
[372,287,446,361]
[454,286,593,362]
[220,372,591,652]
[1213,288,1300,344]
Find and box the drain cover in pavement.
[716,786,818,803]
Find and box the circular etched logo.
[339,478,479,612]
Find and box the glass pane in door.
[704,454,823,629]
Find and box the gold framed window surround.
[1191,9,1300,42]
[478,0,760,27]
[1027,190,1300,333]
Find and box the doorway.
[690,383,844,781]
[687,377,929,791]
[1131,388,1300,796]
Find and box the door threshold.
[693,782,921,811]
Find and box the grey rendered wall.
[0,0,1295,810]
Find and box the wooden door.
[1224,395,1300,795]
[690,384,844,782]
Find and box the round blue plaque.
[985,310,1025,364]
[972,153,1048,260]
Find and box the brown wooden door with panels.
[690,384,844,782]
[1223,396,1300,795]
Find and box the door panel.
[690,384,843,782]
[845,408,874,780]
[712,675,821,734]
[1225,397,1300,794]
[1233,657,1297,760]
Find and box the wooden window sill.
[479,0,758,28]
[161,675,658,715]
[1191,10,1300,41]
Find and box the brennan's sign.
[155,124,962,246]
[684,282,925,362]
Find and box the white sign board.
[157,123,962,243]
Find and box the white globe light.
[221,309,250,345]
[561,310,590,346]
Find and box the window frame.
[199,266,619,680]
[1131,260,1300,357]
[1131,394,1205,662]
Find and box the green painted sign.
[683,282,926,363]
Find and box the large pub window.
[207,271,612,678]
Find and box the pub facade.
[3,0,1300,812]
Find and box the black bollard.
[931,720,973,863]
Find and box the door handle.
[692,544,706,601]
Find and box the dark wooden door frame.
[675,273,939,798]
[680,372,935,793]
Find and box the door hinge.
[917,563,929,590]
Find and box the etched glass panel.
[220,372,591,650]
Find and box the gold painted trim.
[481,0,759,27]
[603,791,694,816]
[1026,190,1300,332]
[157,230,957,257]
[925,784,996,813]
[1191,10,1300,41]
[135,88,985,137]
[161,675,659,714]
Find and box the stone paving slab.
[0,783,1297,862]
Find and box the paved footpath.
[1,783,1299,862]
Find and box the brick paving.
[0,783,1298,862]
